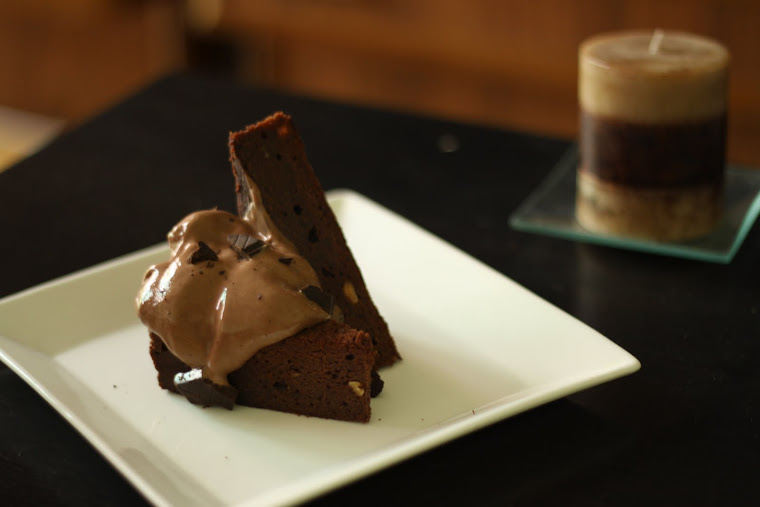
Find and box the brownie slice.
[146,112,398,422]
[149,320,381,422]
[229,112,401,369]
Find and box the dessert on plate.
[137,112,400,422]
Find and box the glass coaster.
[509,146,760,263]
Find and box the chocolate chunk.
[190,241,218,264]
[300,285,334,315]
[228,234,266,259]
[173,369,238,410]
[278,257,294,266]
[243,241,266,256]
[308,226,319,243]
[370,370,384,398]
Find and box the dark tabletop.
[1,73,758,506]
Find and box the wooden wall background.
[1,0,758,165]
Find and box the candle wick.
[649,29,665,54]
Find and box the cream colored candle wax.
[576,30,730,241]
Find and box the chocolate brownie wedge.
[149,320,381,422]
[139,113,398,422]
[229,112,401,369]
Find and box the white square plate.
[0,190,640,506]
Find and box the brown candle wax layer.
[580,110,726,188]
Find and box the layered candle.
[576,30,729,241]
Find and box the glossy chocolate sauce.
[136,172,333,387]
[580,110,726,188]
